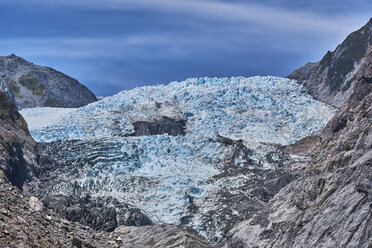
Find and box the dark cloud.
[0,0,370,96]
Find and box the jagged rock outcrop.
[220,45,372,248]
[131,116,187,136]
[42,195,153,232]
[0,91,38,189]
[0,54,97,109]
[288,18,372,107]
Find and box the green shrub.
[6,78,20,96]
[19,74,45,96]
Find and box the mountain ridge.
[0,54,97,109]
[288,18,372,107]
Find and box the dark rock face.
[131,116,186,136]
[42,194,153,232]
[188,167,297,243]
[288,18,372,107]
[221,45,372,248]
[0,91,38,188]
[0,54,97,109]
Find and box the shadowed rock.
[43,194,153,232]
[0,91,38,189]
[131,116,186,136]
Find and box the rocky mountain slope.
[288,18,372,107]
[0,54,97,109]
[20,76,335,242]
[220,45,372,248]
[0,91,38,189]
[0,170,113,248]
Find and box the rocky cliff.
[0,90,38,189]
[220,45,372,248]
[0,54,97,109]
[288,18,372,107]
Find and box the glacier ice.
[20,76,336,240]
[22,76,335,144]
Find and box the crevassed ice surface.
[22,76,334,144]
[20,76,336,231]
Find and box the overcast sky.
[0,0,371,96]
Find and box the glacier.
[20,76,336,241]
[22,76,334,144]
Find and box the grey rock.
[131,116,187,136]
[0,90,38,189]
[29,196,43,212]
[42,194,153,232]
[288,18,372,107]
[0,171,114,248]
[113,224,213,248]
[0,54,97,109]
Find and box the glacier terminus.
[21,76,336,241]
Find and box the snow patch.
[20,107,77,130]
